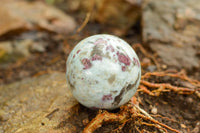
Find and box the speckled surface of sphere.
[66,34,141,109]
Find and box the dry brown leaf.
[0,0,77,36]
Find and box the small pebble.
[151,106,158,114]
[180,124,187,128]
[147,65,157,72]
[186,97,193,103]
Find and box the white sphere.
[66,34,141,109]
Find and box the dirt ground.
[0,2,200,133]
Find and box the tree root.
[139,71,200,98]
[83,108,127,133]
[141,71,200,87]
[83,98,180,133]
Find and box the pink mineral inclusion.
[122,66,126,71]
[81,58,92,69]
[102,94,113,101]
[94,38,107,45]
[92,54,102,61]
[133,57,140,67]
[106,45,115,52]
[117,51,131,66]
[77,50,81,54]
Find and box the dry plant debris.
[83,96,181,133]
[139,71,200,97]
[82,44,200,133]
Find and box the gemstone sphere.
[66,34,141,109]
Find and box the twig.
[141,71,200,87]
[132,43,161,71]
[133,104,165,133]
[135,125,142,133]
[141,122,168,133]
[140,80,195,95]
[76,12,92,33]
[137,85,155,96]
[111,118,131,133]
[83,110,127,133]
[136,114,180,133]
[76,0,94,33]
[151,114,178,123]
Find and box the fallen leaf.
[0,0,77,37]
